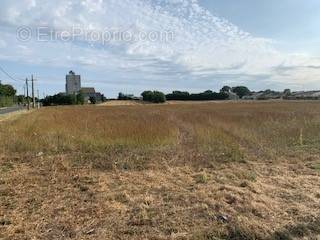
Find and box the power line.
[0,79,25,86]
[0,64,42,111]
[0,64,24,82]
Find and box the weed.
[312,163,320,172]
[245,171,257,182]
[0,218,11,226]
[195,172,209,184]
[0,162,14,172]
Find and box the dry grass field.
[1,101,320,240]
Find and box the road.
[0,105,26,115]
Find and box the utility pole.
[37,89,40,109]
[31,75,35,108]
[26,78,30,110]
[23,85,25,105]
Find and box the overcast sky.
[0,0,320,97]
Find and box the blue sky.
[0,0,320,97]
[201,0,320,53]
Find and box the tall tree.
[0,84,16,96]
[232,86,251,99]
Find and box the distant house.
[242,95,255,100]
[243,90,283,100]
[227,92,240,100]
[220,89,239,100]
[81,87,95,95]
[80,87,103,103]
[285,91,320,100]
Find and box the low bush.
[141,90,166,103]
[42,93,84,106]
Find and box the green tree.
[0,84,16,96]
[16,95,25,104]
[0,83,16,107]
[166,91,190,100]
[42,93,85,106]
[283,89,291,96]
[232,86,251,99]
[89,96,96,104]
[152,91,166,103]
[76,93,85,105]
[141,91,154,102]
[118,92,125,100]
[101,94,107,102]
[141,91,166,103]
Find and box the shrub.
[42,93,84,106]
[166,90,228,101]
[0,96,14,107]
[194,172,209,184]
[141,91,166,103]
[76,93,85,105]
[0,84,16,96]
[152,91,166,103]
[0,83,16,107]
[166,91,190,100]
[141,91,154,102]
[232,86,251,99]
[89,96,96,104]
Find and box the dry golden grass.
[1,102,320,240]
[0,109,31,122]
[99,100,144,106]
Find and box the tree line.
[166,90,228,101]
[42,93,85,106]
[0,81,253,107]
[42,92,107,106]
[140,86,251,103]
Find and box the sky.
[0,0,320,97]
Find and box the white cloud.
[0,0,319,88]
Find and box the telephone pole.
[37,89,40,109]
[31,75,35,108]
[26,78,30,110]
[23,85,26,105]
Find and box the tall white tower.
[66,71,81,95]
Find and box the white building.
[66,71,81,95]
